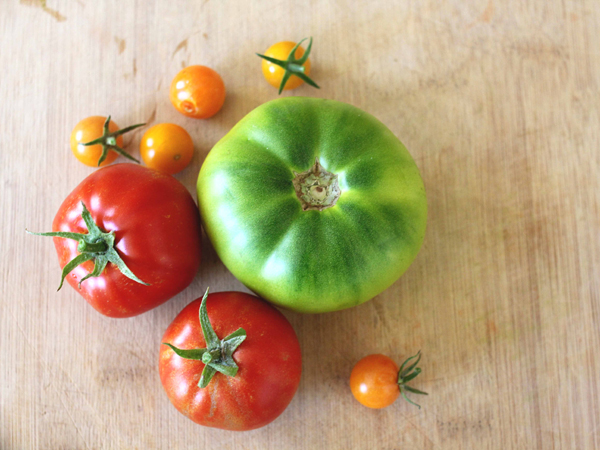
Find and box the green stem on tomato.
[81,115,146,166]
[256,37,320,94]
[162,288,247,388]
[397,351,428,409]
[26,201,150,290]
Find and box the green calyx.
[256,37,320,94]
[82,115,145,166]
[163,288,247,388]
[27,202,150,290]
[397,351,428,409]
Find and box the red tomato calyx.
[80,115,145,166]
[397,351,428,409]
[256,37,320,94]
[163,288,247,388]
[27,201,150,290]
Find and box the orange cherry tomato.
[261,41,311,91]
[70,116,123,167]
[350,354,400,409]
[350,352,427,409]
[140,124,194,175]
[170,66,226,119]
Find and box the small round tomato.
[70,116,144,167]
[140,123,194,175]
[350,352,427,409]
[159,290,302,431]
[70,116,122,166]
[170,66,225,119]
[261,41,311,91]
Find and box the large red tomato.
[159,290,302,431]
[33,164,202,317]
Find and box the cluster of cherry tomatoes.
[69,40,319,174]
[69,65,225,174]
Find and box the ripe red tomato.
[350,352,427,409]
[37,164,202,317]
[169,66,226,119]
[159,290,302,431]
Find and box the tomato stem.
[77,239,108,253]
[162,288,247,388]
[81,115,145,166]
[26,202,150,290]
[292,158,341,211]
[256,37,320,94]
[397,351,428,409]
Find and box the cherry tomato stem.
[257,37,319,94]
[71,115,145,167]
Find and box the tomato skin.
[159,292,302,431]
[52,164,202,317]
[350,354,400,409]
[261,41,311,90]
[170,66,226,119]
[140,123,194,175]
[197,97,427,313]
[70,116,123,166]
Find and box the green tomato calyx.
[397,351,428,409]
[162,288,247,388]
[26,202,150,290]
[293,158,341,211]
[256,37,320,94]
[81,115,145,166]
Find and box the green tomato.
[197,97,426,313]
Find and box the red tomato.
[46,164,202,317]
[159,291,302,431]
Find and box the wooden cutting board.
[1,0,599,448]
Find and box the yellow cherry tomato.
[140,123,194,175]
[70,116,123,167]
[261,41,312,91]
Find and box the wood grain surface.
[1,0,599,448]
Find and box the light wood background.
[1,0,599,448]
